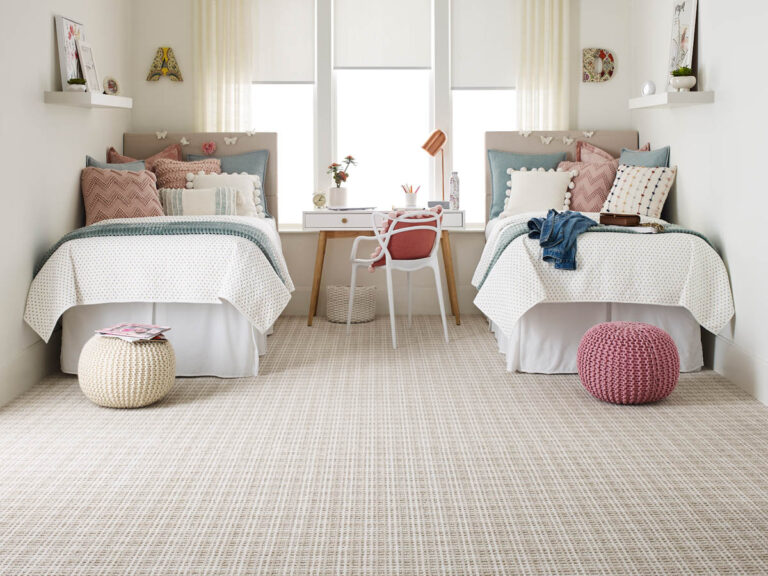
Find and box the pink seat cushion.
[370,206,442,269]
[577,322,679,405]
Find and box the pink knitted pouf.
[577,322,680,405]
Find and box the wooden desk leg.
[440,231,461,325]
[308,231,328,326]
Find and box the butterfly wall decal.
[224,136,238,145]
[540,136,553,145]
[562,136,574,145]
[156,130,168,140]
[519,131,532,138]
[180,137,190,146]
[245,129,257,137]
[582,131,595,138]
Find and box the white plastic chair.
[347,210,449,348]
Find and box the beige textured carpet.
[1,316,767,575]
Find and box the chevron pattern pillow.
[81,168,164,226]
[558,159,619,212]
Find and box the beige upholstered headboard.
[123,132,279,222]
[485,130,639,222]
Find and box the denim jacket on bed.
[527,209,596,270]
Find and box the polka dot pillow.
[602,165,677,219]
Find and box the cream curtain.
[516,0,570,130]
[193,0,254,131]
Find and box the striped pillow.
[159,187,238,216]
[602,165,677,219]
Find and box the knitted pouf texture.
[577,322,680,405]
[78,336,176,408]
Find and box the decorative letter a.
[147,47,183,82]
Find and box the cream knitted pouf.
[78,336,176,408]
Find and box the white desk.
[302,209,465,326]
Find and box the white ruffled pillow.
[500,167,577,218]
[186,172,266,218]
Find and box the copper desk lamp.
[422,129,447,203]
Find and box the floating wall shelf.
[44,91,133,110]
[629,91,714,110]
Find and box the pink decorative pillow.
[153,158,222,189]
[81,168,164,226]
[370,206,443,269]
[576,141,650,163]
[107,144,182,172]
[558,160,619,212]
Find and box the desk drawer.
[303,212,372,230]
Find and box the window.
[451,90,517,223]
[335,70,431,210]
[253,0,521,227]
[250,84,314,224]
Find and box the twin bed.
[25,132,292,377]
[475,130,734,373]
[24,130,734,378]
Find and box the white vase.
[328,186,348,208]
[405,193,417,208]
[670,76,696,92]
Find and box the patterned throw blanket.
[35,220,286,284]
[474,219,712,290]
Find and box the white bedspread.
[473,212,734,337]
[25,215,294,342]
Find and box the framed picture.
[668,0,697,72]
[54,15,86,88]
[76,39,100,94]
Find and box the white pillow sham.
[500,168,577,218]
[602,164,677,219]
[158,187,239,216]
[187,172,265,218]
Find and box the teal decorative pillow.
[188,150,268,185]
[158,187,239,216]
[619,146,670,168]
[86,156,146,171]
[488,150,566,219]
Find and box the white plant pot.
[66,84,87,92]
[405,193,417,208]
[670,76,696,92]
[328,186,348,208]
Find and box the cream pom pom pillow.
[500,167,577,218]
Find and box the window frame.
[262,0,512,228]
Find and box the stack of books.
[96,323,171,343]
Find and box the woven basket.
[78,335,176,408]
[327,285,376,324]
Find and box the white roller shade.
[334,0,431,69]
[254,0,315,82]
[451,0,518,88]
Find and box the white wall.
[629,0,768,403]
[572,0,633,130]
[130,0,195,132]
[0,0,133,406]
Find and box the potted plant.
[670,66,696,92]
[326,155,356,208]
[66,78,87,92]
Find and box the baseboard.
[0,334,60,408]
[713,334,768,405]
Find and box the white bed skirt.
[491,302,703,373]
[61,302,268,377]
